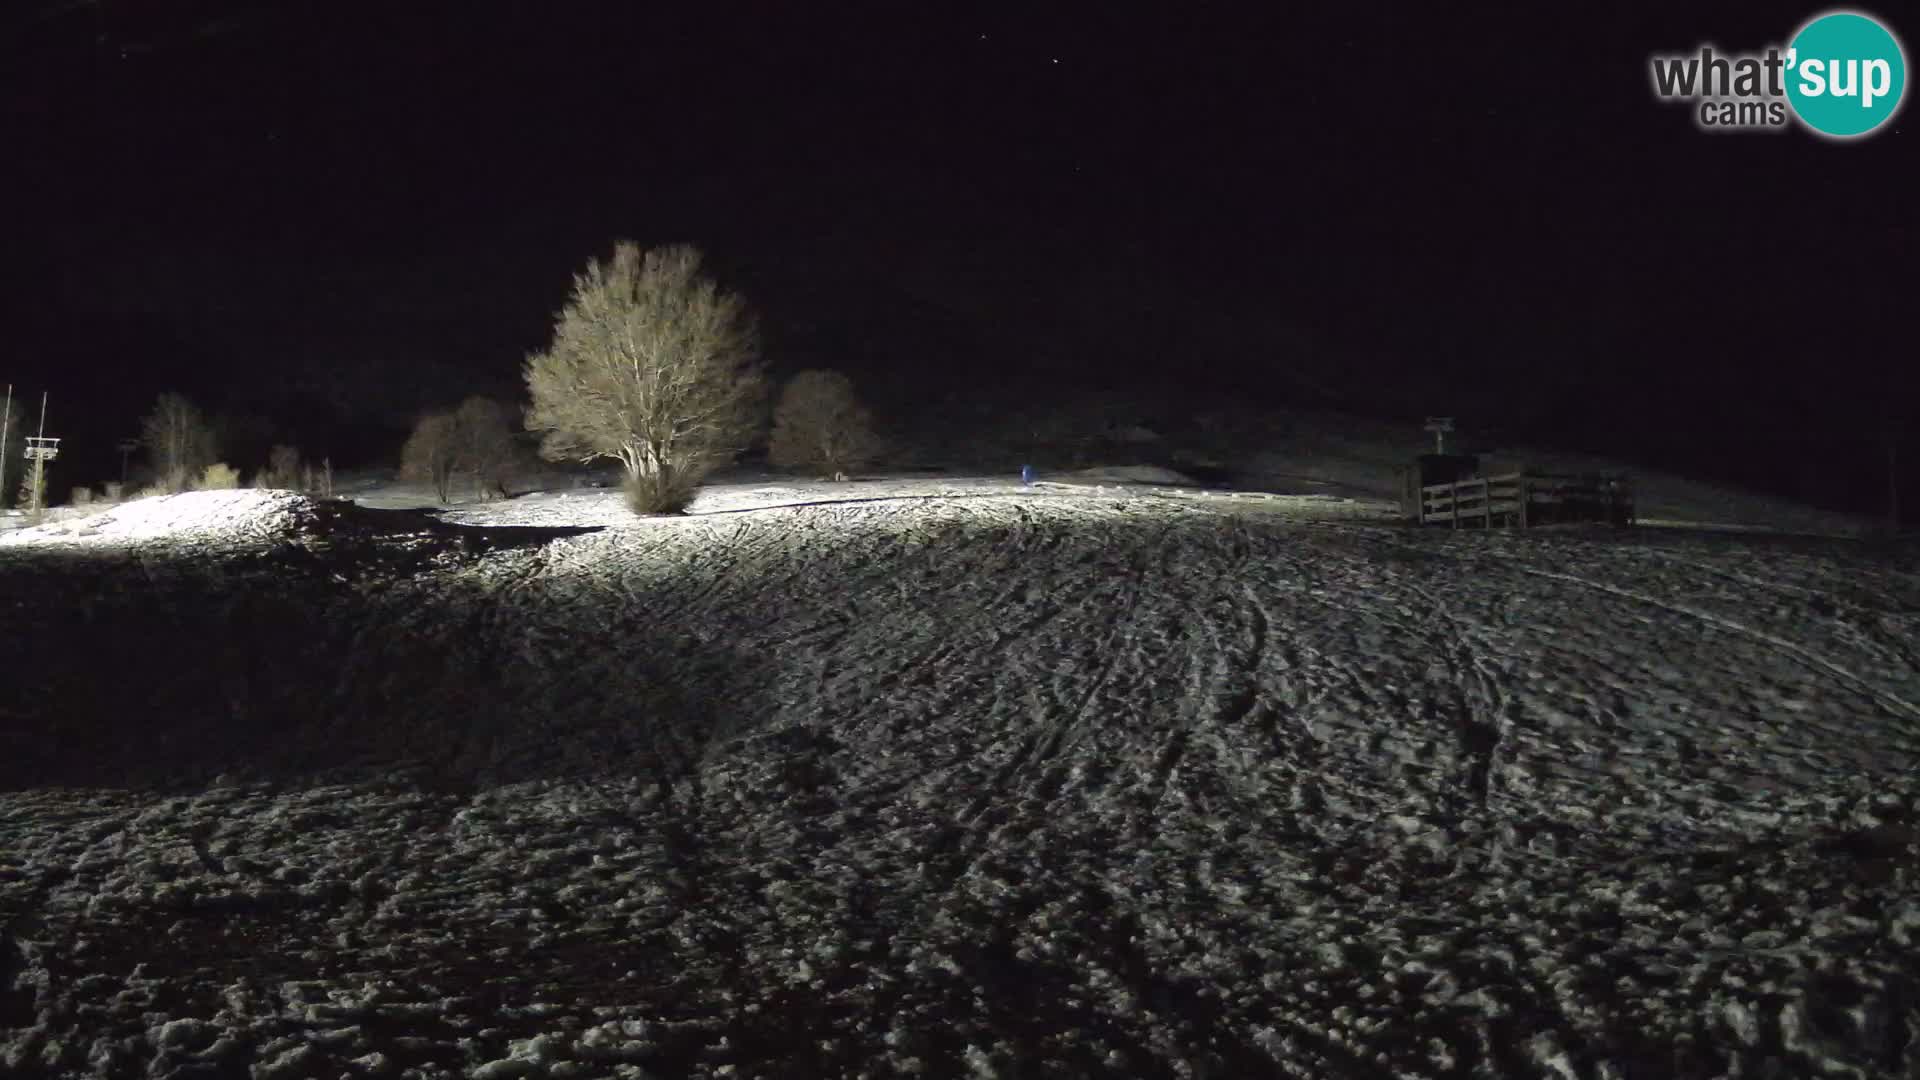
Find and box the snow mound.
[1065,464,1195,486]
[0,490,317,548]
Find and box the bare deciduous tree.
[17,458,47,517]
[400,412,460,503]
[262,444,303,490]
[139,392,217,493]
[400,399,520,504]
[454,396,519,500]
[768,369,881,479]
[523,241,764,514]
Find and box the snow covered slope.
[0,490,317,550]
[1,487,1917,1078]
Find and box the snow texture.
[1,479,1917,1078]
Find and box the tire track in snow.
[1,807,141,1030]
[1401,578,1511,810]
[727,507,959,659]
[1201,563,1347,823]
[1350,527,1920,759]
[1627,547,1920,677]
[965,503,1128,806]
[926,517,1183,891]
[963,518,1176,819]
[1132,516,1269,827]
[821,502,1075,751]
[1230,530,1468,822]
[1517,566,1920,727]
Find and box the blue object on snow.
[1021,464,1035,486]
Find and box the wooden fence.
[1419,471,1633,528]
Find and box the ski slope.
[1,486,1917,1078]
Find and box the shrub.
[524,241,764,516]
[71,486,94,507]
[197,463,241,489]
[102,481,124,502]
[769,369,880,479]
[622,470,701,515]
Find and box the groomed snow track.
[2,489,1919,1078]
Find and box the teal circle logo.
[1786,11,1907,137]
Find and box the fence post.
[1518,475,1529,529]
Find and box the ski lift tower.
[1423,416,1455,454]
[22,392,58,512]
[117,438,140,483]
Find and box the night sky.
[2,1,1910,510]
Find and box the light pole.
[0,383,11,508]
[118,438,140,484]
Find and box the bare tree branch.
[139,392,217,493]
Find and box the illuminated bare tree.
[523,242,764,514]
[262,444,303,489]
[400,411,460,503]
[769,369,880,479]
[399,398,520,503]
[454,396,518,500]
[139,392,217,493]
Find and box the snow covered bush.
[769,369,880,479]
[523,241,765,515]
[196,463,241,490]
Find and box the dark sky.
[1,1,1910,500]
